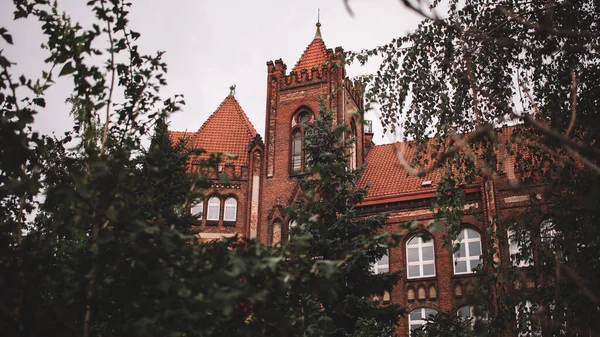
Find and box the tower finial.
[229,84,236,96]
[314,9,322,39]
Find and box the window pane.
[207,197,220,220]
[468,242,481,257]
[470,259,482,270]
[422,247,434,261]
[410,311,423,321]
[455,243,466,258]
[379,254,389,265]
[407,236,419,246]
[455,261,467,273]
[410,324,422,331]
[424,309,437,317]
[458,306,472,317]
[423,263,435,276]
[191,201,203,218]
[407,248,419,262]
[408,265,420,277]
[466,228,479,239]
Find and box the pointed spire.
[314,9,322,40]
[229,84,236,96]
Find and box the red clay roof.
[170,95,257,168]
[359,126,529,202]
[292,27,328,73]
[359,142,444,201]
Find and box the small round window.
[297,111,310,124]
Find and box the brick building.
[170,22,538,336]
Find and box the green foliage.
[0,1,347,337]
[349,0,600,336]
[410,313,474,337]
[288,104,405,336]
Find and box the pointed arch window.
[224,197,237,223]
[206,197,220,222]
[290,110,313,175]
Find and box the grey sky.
[1,0,425,144]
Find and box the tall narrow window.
[207,197,220,222]
[371,251,390,274]
[406,234,436,278]
[409,308,438,336]
[453,228,482,274]
[224,197,237,222]
[288,220,298,242]
[291,129,302,173]
[348,122,357,171]
[508,229,531,267]
[272,220,282,245]
[191,200,204,220]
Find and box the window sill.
[205,220,219,226]
[223,221,236,227]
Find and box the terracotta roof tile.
[170,95,257,168]
[292,30,328,73]
[359,126,530,202]
[359,142,444,201]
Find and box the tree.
[288,104,405,337]
[1,1,345,337]
[349,0,600,336]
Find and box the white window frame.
[508,229,531,267]
[453,228,483,275]
[291,129,302,173]
[409,308,438,336]
[406,234,436,279]
[371,250,390,274]
[191,200,204,219]
[224,197,237,221]
[206,196,220,221]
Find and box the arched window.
[409,308,438,335]
[291,129,303,173]
[224,197,237,222]
[540,218,561,264]
[406,234,435,278]
[457,305,487,329]
[191,200,204,220]
[508,229,531,267]
[272,220,282,245]
[453,228,482,274]
[290,110,313,175]
[288,220,297,242]
[371,251,389,274]
[206,196,220,222]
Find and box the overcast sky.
[1,0,426,144]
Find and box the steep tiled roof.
[359,142,444,201]
[292,25,328,73]
[359,126,528,202]
[170,95,257,167]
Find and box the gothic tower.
[258,22,366,244]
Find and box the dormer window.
[290,109,313,175]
